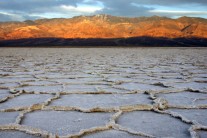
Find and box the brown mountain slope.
[0,15,207,40]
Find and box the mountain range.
[0,14,207,46]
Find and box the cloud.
[0,0,103,21]
[132,0,207,6]
[0,13,17,22]
[95,0,154,17]
[95,0,207,17]
[150,10,207,14]
[0,0,79,11]
[0,12,28,22]
[149,10,207,18]
[0,0,207,21]
[60,4,102,13]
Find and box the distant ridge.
[0,15,207,46]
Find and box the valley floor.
[0,48,206,138]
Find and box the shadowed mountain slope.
[0,15,207,46]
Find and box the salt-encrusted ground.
[0,48,206,138]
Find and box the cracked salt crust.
[0,48,206,138]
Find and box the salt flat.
[0,48,206,138]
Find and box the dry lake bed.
[0,48,206,138]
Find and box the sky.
[0,0,207,21]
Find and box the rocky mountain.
[0,15,207,46]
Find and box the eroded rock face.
[1,15,207,40]
[0,48,206,137]
[1,15,207,46]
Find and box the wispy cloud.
[150,10,207,14]
[60,4,102,13]
[149,10,207,18]
[0,11,26,21]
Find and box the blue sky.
[0,0,207,21]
